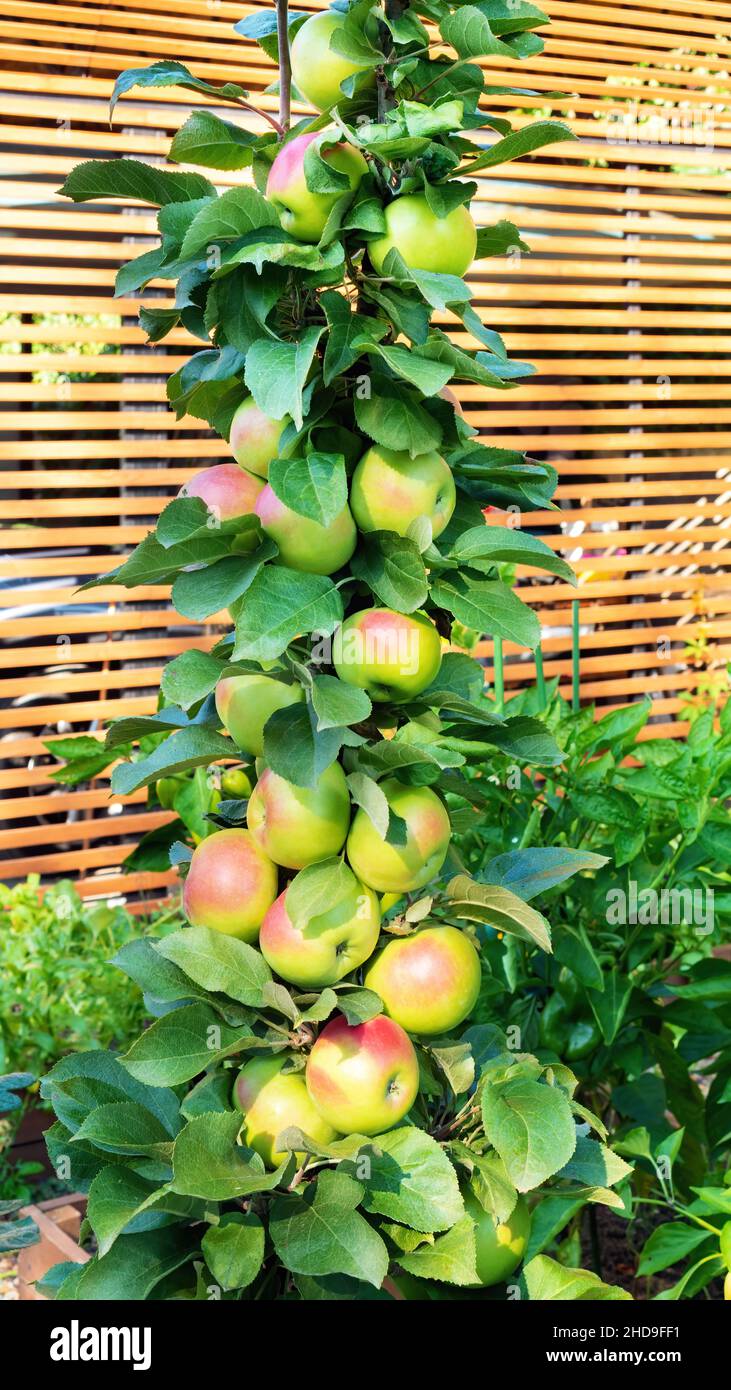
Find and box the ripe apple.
[178,463,263,551]
[229,397,290,479]
[333,607,442,702]
[347,778,450,893]
[266,132,368,244]
[306,1014,419,1135]
[254,483,357,574]
[462,1185,531,1287]
[234,1054,337,1167]
[290,11,376,114]
[182,827,277,941]
[350,445,456,541]
[364,925,481,1035]
[215,673,305,757]
[246,762,351,870]
[259,878,381,989]
[368,194,477,278]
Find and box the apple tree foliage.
[42,1,632,1300]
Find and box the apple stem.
[277,0,292,132]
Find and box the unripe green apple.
[255,483,357,574]
[229,397,290,479]
[350,445,456,541]
[266,131,367,243]
[364,925,481,1035]
[462,1185,531,1287]
[368,194,477,278]
[333,607,442,702]
[155,775,186,809]
[306,1014,419,1135]
[178,463,263,552]
[234,1054,337,1167]
[215,673,305,756]
[260,878,381,989]
[220,767,252,799]
[290,11,376,113]
[347,778,450,893]
[182,828,277,941]
[247,762,351,870]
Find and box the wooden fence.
[1,0,730,901]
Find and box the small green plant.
[0,1074,40,1250]
[0,877,184,1077]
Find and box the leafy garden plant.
[455,680,731,1297]
[40,1,636,1300]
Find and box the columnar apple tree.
[42,2,632,1301]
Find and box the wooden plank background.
[1,0,730,902]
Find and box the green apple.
[290,11,376,114]
[266,131,367,243]
[233,1054,337,1167]
[462,1185,531,1287]
[306,1014,419,1135]
[215,673,305,756]
[333,607,442,702]
[364,925,481,1034]
[259,878,381,989]
[350,444,456,541]
[220,767,252,798]
[182,828,277,941]
[247,762,351,870]
[254,483,357,574]
[368,193,477,278]
[347,778,450,893]
[155,775,186,809]
[229,397,290,479]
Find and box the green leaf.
[59,158,215,206]
[121,1003,260,1087]
[311,674,372,731]
[172,544,275,622]
[430,574,540,649]
[475,219,530,257]
[72,1101,175,1159]
[155,928,271,1007]
[459,119,575,175]
[160,649,223,710]
[481,847,607,902]
[637,1222,712,1277]
[587,976,632,1045]
[171,1111,293,1200]
[232,566,343,661]
[557,1136,632,1189]
[111,726,237,795]
[337,988,384,1025]
[346,771,390,838]
[399,1214,479,1285]
[244,327,323,430]
[448,524,576,584]
[522,1254,632,1301]
[321,290,388,385]
[263,702,343,789]
[351,532,429,613]
[343,1126,464,1233]
[201,1211,265,1290]
[440,8,515,60]
[370,344,453,397]
[179,184,277,259]
[72,1227,198,1301]
[446,875,552,952]
[170,110,260,170]
[282,858,357,932]
[482,1079,576,1190]
[268,453,348,526]
[86,1168,193,1258]
[354,377,443,458]
[270,1170,389,1288]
